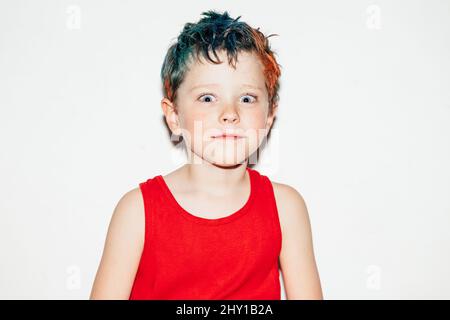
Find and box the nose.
[220,106,239,124]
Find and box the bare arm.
[90,188,145,299]
[273,183,323,300]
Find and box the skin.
[90,49,323,299]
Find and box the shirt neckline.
[155,167,256,225]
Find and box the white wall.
[0,0,449,299]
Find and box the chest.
[173,190,250,219]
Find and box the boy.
[90,10,323,300]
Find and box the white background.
[0,0,449,299]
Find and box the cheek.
[242,109,267,129]
[179,109,214,141]
[243,110,270,145]
[180,108,207,128]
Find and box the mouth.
[211,134,245,139]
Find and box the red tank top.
[128,167,282,300]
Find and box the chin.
[204,153,249,167]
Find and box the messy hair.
[160,10,282,115]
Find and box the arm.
[273,183,323,300]
[90,188,145,299]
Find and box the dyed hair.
[160,10,282,115]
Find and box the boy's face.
[161,49,277,167]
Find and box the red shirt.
[129,167,282,300]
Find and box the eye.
[198,93,216,103]
[240,94,257,104]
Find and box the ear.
[161,98,182,136]
[266,104,278,130]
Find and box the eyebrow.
[189,83,263,92]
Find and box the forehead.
[182,50,266,90]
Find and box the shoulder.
[267,179,310,232]
[108,187,145,241]
[114,187,145,218]
[270,180,307,213]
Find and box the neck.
[180,157,249,196]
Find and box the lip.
[211,134,245,139]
